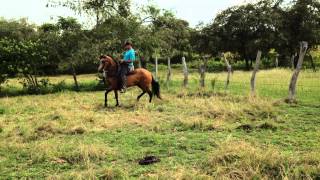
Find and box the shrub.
[52,80,67,92]
[19,78,51,94]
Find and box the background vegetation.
[1,0,320,93]
[1,0,320,179]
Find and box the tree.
[56,17,86,90]
[282,0,320,69]
[48,0,131,26]
[0,18,49,91]
[0,38,48,92]
[0,18,37,41]
[202,0,284,69]
[138,6,192,62]
[38,23,61,75]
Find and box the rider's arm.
[129,51,135,62]
[124,50,134,63]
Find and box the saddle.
[118,62,135,76]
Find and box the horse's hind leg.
[137,91,146,101]
[114,90,119,106]
[146,88,153,103]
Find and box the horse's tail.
[152,77,162,99]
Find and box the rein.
[103,57,120,78]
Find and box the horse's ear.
[100,55,107,59]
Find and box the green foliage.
[19,78,50,94]
[1,0,320,87]
[0,38,48,92]
[201,0,320,68]
[0,18,37,40]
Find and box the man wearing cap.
[119,41,136,93]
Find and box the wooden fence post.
[223,54,232,92]
[287,41,308,103]
[275,54,279,68]
[138,57,142,68]
[182,56,188,87]
[250,51,262,96]
[167,57,171,83]
[200,57,208,88]
[155,56,158,81]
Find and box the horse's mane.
[100,54,120,63]
[106,54,115,60]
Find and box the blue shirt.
[123,48,136,68]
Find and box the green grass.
[0,69,320,179]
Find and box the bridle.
[100,57,120,78]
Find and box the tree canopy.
[1,0,320,90]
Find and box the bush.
[52,80,67,92]
[19,78,51,94]
[0,74,8,92]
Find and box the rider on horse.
[120,41,136,93]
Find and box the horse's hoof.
[116,104,120,107]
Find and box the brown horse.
[98,55,161,107]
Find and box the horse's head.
[98,55,112,73]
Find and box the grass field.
[0,69,320,179]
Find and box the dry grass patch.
[139,167,211,180]
[168,94,278,132]
[47,167,127,180]
[202,140,320,180]
[28,139,114,167]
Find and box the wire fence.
[156,67,320,103]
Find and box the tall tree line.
[1,0,319,89]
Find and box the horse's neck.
[106,59,118,77]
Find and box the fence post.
[250,50,262,96]
[200,57,208,88]
[167,57,171,83]
[182,56,188,87]
[275,54,279,68]
[138,57,142,68]
[287,41,308,103]
[155,56,158,81]
[223,54,232,92]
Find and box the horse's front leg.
[105,88,113,107]
[114,90,119,107]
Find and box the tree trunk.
[287,42,308,103]
[223,54,232,92]
[182,57,188,88]
[166,57,172,83]
[291,53,299,69]
[250,51,262,96]
[71,64,79,91]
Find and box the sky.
[0,0,249,27]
